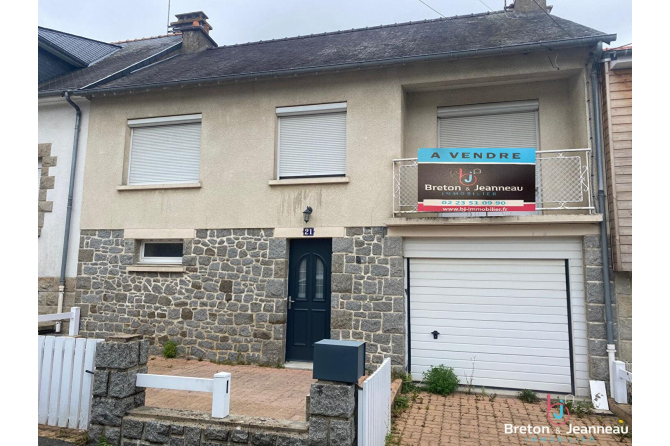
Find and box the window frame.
[126,114,202,186]
[275,102,347,180]
[139,240,184,265]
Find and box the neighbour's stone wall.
[38,277,75,325]
[330,228,405,372]
[38,142,56,236]
[76,229,289,365]
[583,235,617,382]
[614,271,632,364]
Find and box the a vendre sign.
[417,147,536,213]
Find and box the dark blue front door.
[286,239,332,362]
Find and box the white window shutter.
[128,122,201,185]
[438,101,538,149]
[278,112,346,178]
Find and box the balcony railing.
[393,148,594,215]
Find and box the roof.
[607,44,632,51]
[85,10,615,95]
[38,34,182,96]
[38,27,120,66]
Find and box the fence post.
[612,360,628,404]
[88,334,148,446]
[211,372,231,418]
[69,307,80,336]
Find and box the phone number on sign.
[439,200,507,206]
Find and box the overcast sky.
[38,0,631,48]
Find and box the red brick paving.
[392,392,632,445]
[146,357,315,421]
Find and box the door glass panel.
[315,258,324,301]
[298,258,307,300]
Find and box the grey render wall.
[75,227,405,368]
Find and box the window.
[127,114,202,185]
[276,103,346,179]
[140,241,184,264]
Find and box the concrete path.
[391,392,632,445]
[146,357,315,421]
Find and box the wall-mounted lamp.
[303,206,313,223]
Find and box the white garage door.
[409,255,575,393]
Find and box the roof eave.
[76,34,617,97]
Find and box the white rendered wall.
[38,98,90,279]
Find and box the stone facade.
[583,234,618,382]
[329,228,404,372]
[76,229,288,365]
[38,142,56,237]
[76,227,406,370]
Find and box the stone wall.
[38,142,56,237]
[308,381,357,446]
[330,228,405,372]
[121,408,308,446]
[38,277,75,326]
[89,335,148,445]
[76,229,288,365]
[583,235,617,382]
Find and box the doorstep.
[284,361,313,371]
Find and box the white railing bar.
[38,307,80,336]
[136,374,214,392]
[536,206,596,211]
[136,372,231,418]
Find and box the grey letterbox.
[313,340,365,384]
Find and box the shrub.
[162,340,177,358]
[518,389,540,403]
[422,365,459,396]
[564,399,594,417]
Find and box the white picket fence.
[136,372,231,418]
[358,358,392,446]
[38,307,80,336]
[612,360,632,404]
[38,335,102,429]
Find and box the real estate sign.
[417,148,536,213]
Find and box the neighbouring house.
[38,26,183,332]
[601,44,632,366]
[66,1,627,397]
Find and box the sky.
[38,0,631,48]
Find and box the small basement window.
[140,241,184,264]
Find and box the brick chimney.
[170,11,217,53]
[511,0,553,13]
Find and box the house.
[68,1,623,397]
[38,26,183,332]
[601,44,632,366]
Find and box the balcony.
[393,148,594,216]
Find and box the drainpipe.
[588,43,616,394]
[57,92,82,333]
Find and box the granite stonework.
[76,227,405,370]
[76,229,288,365]
[89,336,148,446]
[120,407,309,446]
[583,235,619,383]
[38,276,76,329]
[329,228,405,372]
[308,381,357,446]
